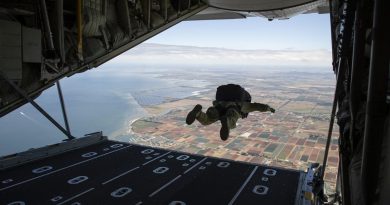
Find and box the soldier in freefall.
[186,84,275,141]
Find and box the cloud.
[106,43,331,68]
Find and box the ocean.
[0,67,200,156]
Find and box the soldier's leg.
[196,106,219,125]
[225,108,240,129]
[220,108,241,141]
[186,104,203,125]
[241,102,270,113]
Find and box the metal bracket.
[56,81,71,136]
[0,71,74,140]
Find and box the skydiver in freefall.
[186,84,275,141]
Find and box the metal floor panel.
[0,140,303,205]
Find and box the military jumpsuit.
[196,101,273,129]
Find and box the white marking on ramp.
[183,157,207,174]
[56,188,95,205]
[149,175,182,197]
[228,166,258,205]
[102,167,140,185]
[143,152,171,166]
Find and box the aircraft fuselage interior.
[0,0,389,204]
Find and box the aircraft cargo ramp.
[0,134,313,205]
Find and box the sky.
[145,13,331,51]
[105,13,333,68]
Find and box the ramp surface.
[0,140,303,205]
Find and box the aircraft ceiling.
[206,0,320,11]
[190,0,329,20]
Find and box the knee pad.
[206,107,219,120]
[226,108,239,117]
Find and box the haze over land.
[113,43,331,68]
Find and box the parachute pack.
[215,84,251,102]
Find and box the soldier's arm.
[241,102,275,113]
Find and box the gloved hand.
[269,107,275,113]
